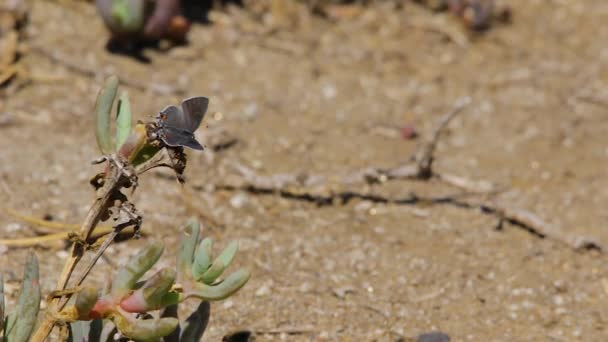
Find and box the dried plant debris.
[0,0,29,87]
[212,97,604,253]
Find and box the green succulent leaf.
[95,75,119,154]
[196,241,239,284]
[4,313,15,337]
[112,241,164,299]
[120,268,176,312]
[75,287,100,319]
[199,259,225,285]
[113,311,178,341]
[160,304,179,342]
[6,253,41,342]
[191,238,213,281]
[116,90,133,149]
[215,241,239,273]
[178,219,201,280]
[111,0,145,32]
[141,268,176,309]
[190,269,250,301]
[69,319,103,342]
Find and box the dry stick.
[4,208,79,231]
[414,96,472,179]
[222,163,604,251]
[73,217,140,289]
[224,97,475,191]
[214,98,604,252]
[0,226,132,247]
[31,164,125,342]
[485,202,604,251]
[0,232,72,247]
[69,155,174,291]
[32,151,171,340]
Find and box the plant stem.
[31,164,124,342]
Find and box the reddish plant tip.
[119,291,147,313]
[89,297,115,319]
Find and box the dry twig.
[31,151,170,341]
[210,97,604,252]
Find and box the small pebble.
[322,84,337,99]
[255,284,271,297]
[230,193,249,209]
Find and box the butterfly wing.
[180,97,209,132]
[159,105,187,128]
[161,126,204,150]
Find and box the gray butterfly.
[156,97,209,150]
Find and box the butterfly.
[156,96,209,150]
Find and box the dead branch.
[414,96,472,179]
[224,97,477,189]
[484,202,604,251]
[31,151,168,341]
[208,97,604,253]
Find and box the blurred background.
[1,0,608,340]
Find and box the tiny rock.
[255,283,271,297]
[230,192,249,209]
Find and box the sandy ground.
[1,0,608,341]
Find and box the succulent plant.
[3,76,250,342]
[95,0,190,45]
[93,75,161,167]
[51,219,251,341]
[1,254,41,342]
[0,222,245,342]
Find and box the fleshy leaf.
[95,75,119,154]
[191,238,213,280]
[75,287,100,319]
[179,301,210,342]
[112,241,164,299]
[4,313,15,337]
[160,304,179,342]
[215,241,239,273]
[116,90,133,149]
[112,0,145,32]
[199,259,225,285]
[96,0,146,34]
[112,311,178,340]
[69,319,102,342]
[120,268,176,312]
[178,219,200,280]
[118,123,159,165]
[7,253,41,342]
[190,269,250,301]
